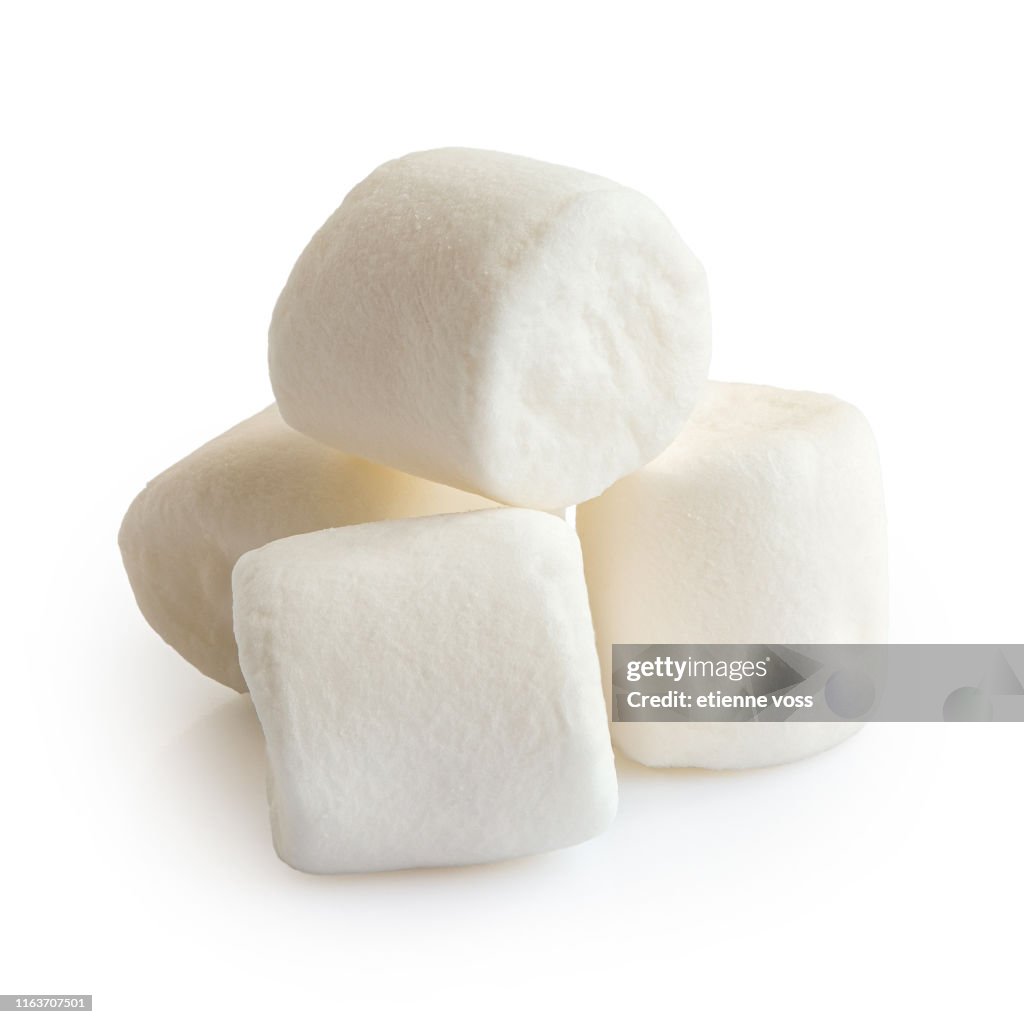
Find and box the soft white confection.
[269,147,711,509]
[232,509,617,873]
[119,406,496,693]
[576,382,888,770]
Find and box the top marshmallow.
[269,148,711,509]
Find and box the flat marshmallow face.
[118,406,496,692]
[577,382,888,770]
[232,509,617,873]
[269,147,711,509]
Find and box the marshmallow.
[576,382,888,769]
[269,147,711,509]
[232,509,616,873]
[119,406,496,692]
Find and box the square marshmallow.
[577,382,888,770]
[232,508,617,873]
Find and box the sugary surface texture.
[577,382,888,769]
[232,509,617,873]
[269,147,711,509]
[119,406,496,692]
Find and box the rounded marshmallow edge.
[118,405,497,693]
[268,147,711,510]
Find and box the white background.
[2,2,1022,1021]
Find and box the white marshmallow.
[269,147,711,509]
[577,382,888,769]
[119,406,496,692]
[232,509,617,873]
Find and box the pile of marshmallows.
[120,149,887,875]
